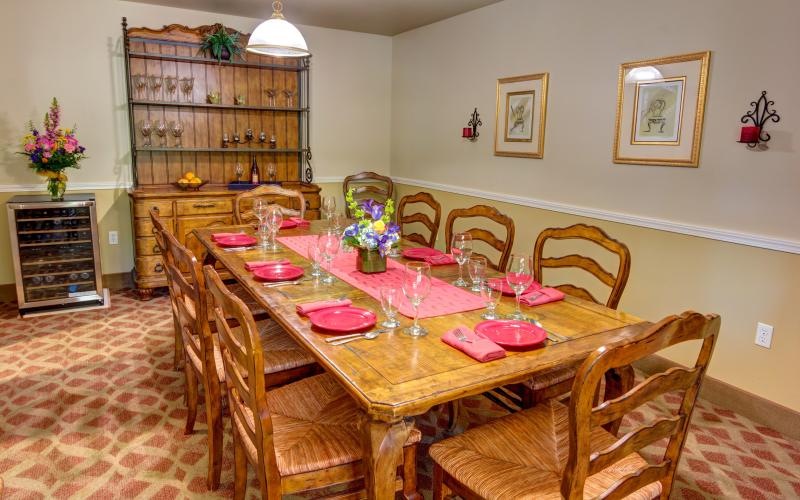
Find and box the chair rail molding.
[0,181,133,192]
[392,177,800,255]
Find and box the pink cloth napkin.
[211,232,245,242]
[425,253,456,266]
[296,299,352,316]
[441,325,506,362]
[245,259,291,271]
[289,217,310,227]
[520,287,565,306]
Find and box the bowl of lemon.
[175,172,207,191]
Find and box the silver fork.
[454,327,473,343]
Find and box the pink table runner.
[277,235,485,319]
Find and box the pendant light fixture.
[246,0,309,57]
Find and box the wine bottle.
[250,156,260,184]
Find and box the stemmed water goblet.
[164,76,178,102]
[265,88,277,106]
[506,254,534,320]
[468,255,487,292]
[148,75,163,101]
[321,196,336,222]
[267,163,277,183]
[317,229,341,285]
[180,77,194,102]
[283,89,295,107]
[479,277,504,320]
[170,121,184,148]
[402,262,432,337]
[451,232,473,287]
[133,74,147,99]
[140,120,153,146]
[254,199,270,248]
[264,205,283,251]
[306,234,322,277]
[234,163,244,182]
[379,286,401,328]
[154,120,168,147]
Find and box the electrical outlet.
[108,231,119,245]
[755,322,773,348]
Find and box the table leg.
[203,252,217,267]
[362,415,410,500]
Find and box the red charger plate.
[488,280,541,296]
[252,264,304,282]
[280,220,298,230]
[307,306,377,333]
[474,320,546,348]
[215,234,257,247]
[402,247,442,260]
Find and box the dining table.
[195,221,649,500]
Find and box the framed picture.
[613,51,710,167]
[495,73,548,158]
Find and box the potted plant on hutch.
[342,189,400,273]
[198,25,244,62]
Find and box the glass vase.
[356,247,387,274]
[46,177,67,201]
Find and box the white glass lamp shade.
[247,17,309,57]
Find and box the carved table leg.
[361,415,409,500]
[136,287,155,301]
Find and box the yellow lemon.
[184,171,195,180]
[189,177,202,185]
[177,178,189,185]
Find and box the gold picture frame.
[613,51,710,167]
[495,73,548,158]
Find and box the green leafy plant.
[199,26,244,63]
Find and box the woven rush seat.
[233,372,421,477]
[430,399,661,500]
[226,281,267,316]
[524,365,578,391]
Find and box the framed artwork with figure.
[494,73,548,158]
[614,51,710,167]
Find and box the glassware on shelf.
[235,94,246,106]
[245,128,254,142]
[180,77,194,102]
[233,132,241,144]
[170,121,184,148]
[234,162,244,182]
[148,75,163,101]
[265,88,277,106]
[269,135,277,149]
[506,254,534,320]
[402,262,432,337]
[154,120,168,147]
[164,76,178,102]
[259,131,267,143]
[222,133,230,148]
[140,120,153,146]
[379,286,401,328]
[207,91,221,104]
[133,74,148,99]
[451,232,473,287]
[267,163,277,183]
[283,89,295,107]
[467,255,487,292]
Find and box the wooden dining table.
[195,221,649,499]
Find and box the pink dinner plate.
[307,306,377,333]
[215,234,257,247]
[280,220,298,230]
[488,280,540,296]
[474,320,546,348]
[402,247,442,260]
[252,264,304,282]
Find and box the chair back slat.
[534,224,630,309]
[398,192,441,248]
[445,205,515,271]
[561,311,720,499]
[553,284,599,305]
[233,185,306,224]
[203,265,281,491]
[592,366,700,428]
[597,463,670,500]
[343,171,394,218]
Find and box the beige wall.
[0,0,393,283]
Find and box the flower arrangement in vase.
[342,189,400,273]
[19,98,86,200]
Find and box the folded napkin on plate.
[441,325,506,362]
[296,299,352,316]
[289,217,310,227]
[245,259,291,271]
[425,253,456,266]
[211,232,245,242]
[520,287,565,306]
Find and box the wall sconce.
[462,108,481,141]
[738,91,780,148]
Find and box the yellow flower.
[45,171,59,179]
[373,220,386,234]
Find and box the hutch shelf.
[122,18,320,299]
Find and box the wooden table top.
[195,222,648,420]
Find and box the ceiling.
[128,0,504,36]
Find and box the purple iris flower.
[344,224,358,237]
[359,199,384,220]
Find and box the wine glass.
[317,229,340,285]
[265,88,277,106]
[402,262,431,337]
[170,121,184,148]
[321,196,336,222]
[467,255,487,292]
[234,162,244,182]
[379,286,401,328]
[480,277,504,320]
[180,77,194,102]
[451,232,473,287]
[133,74,147,99]
[506,254,534,320]
[164,76,178,102]
[140,120,152,146]
[148,75,163,101]
[265,205,283,251]
[283,89,295,107]
[254,199,270,248]
[267,163,277,183]
[154,120,168,147]
[306,234,322,277]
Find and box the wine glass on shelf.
[154,120,168,147]
[140,120,152,146]
[467,255,487,292]
[164,76,178,102]
[180,77,194,103]
[379,286,401,328]
[451,232,473,287]
[234,162,244,183]
[254,199,270,248]
[265,88,277,106]
[506,254,534,320]
[480,277,504,320]
[321,196,336,222]
[133,74,147,99]
[317,229,341,285]
[306,234,322,277]
[148,75,163,101]
[170,121,184,148]
[283,89,295,107]
[267,163,277,183]
[264,205,284,251]
[402,262,432,337]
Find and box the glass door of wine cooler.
[7,194,105,314]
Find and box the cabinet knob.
[152,206,160,213]
[153,245,161,254]
[154,263,164,273]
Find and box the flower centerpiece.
[19,98,86,200]
[342,189,400,273]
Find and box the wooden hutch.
[122,19,320,299]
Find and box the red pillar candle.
[462,127,473,138]
[740,126,760,143]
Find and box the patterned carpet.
[0,289,798,499]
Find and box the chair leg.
[183,362,198,435]
[446,400,460,433]
[432,463,447,500]
[604,365,636,435]
[401,444,421,500]
[204,378,224,490]
[232,421,247,500]
[172,315,183,370]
